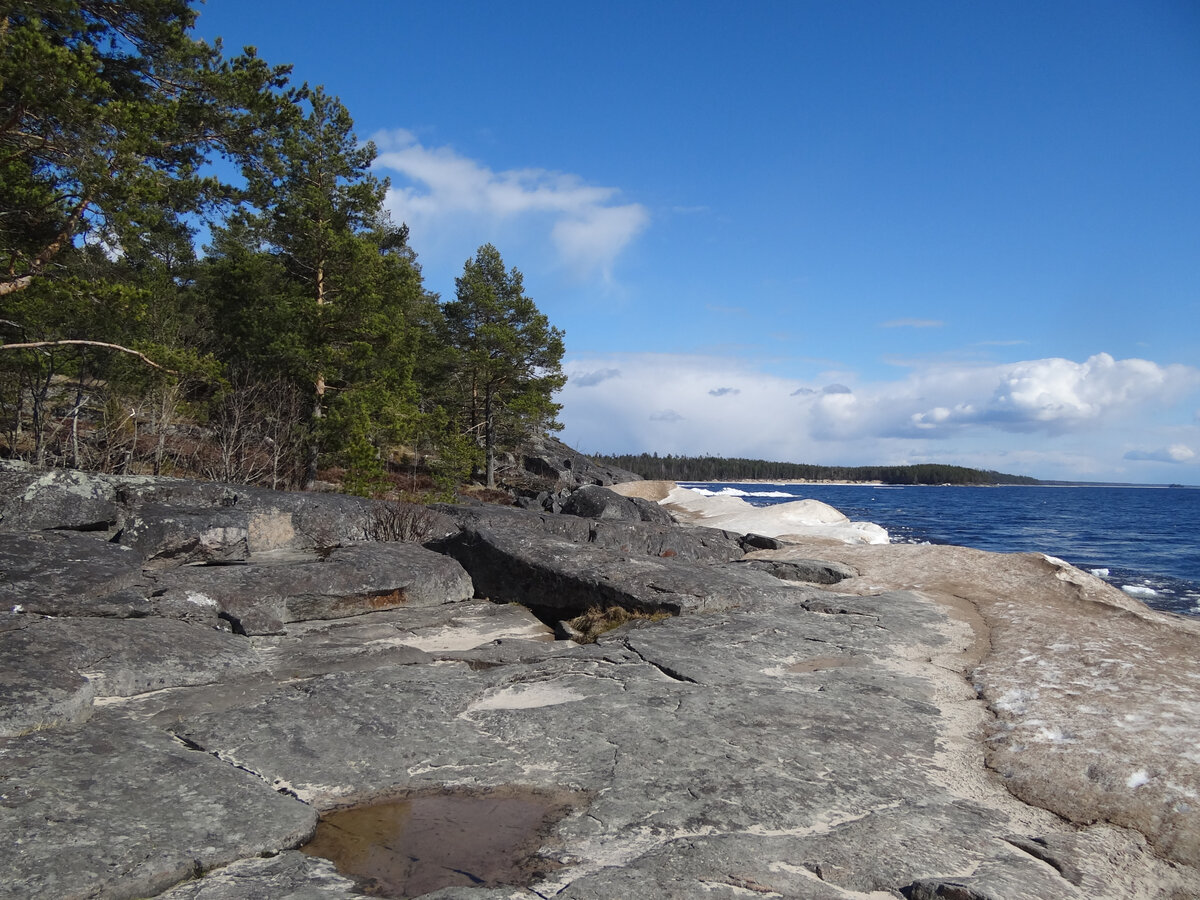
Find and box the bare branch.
[0,340,177,373]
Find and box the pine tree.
[443,244,566,488]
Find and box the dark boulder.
[516,434,642,489]
[430,524,792,617]
[561,484,675,525]
[434,502,746,563]
[0,531,149,616]
[729,557,858,584]
[117,504,252,567]
[0,465,122,533]
[151,541,474,635]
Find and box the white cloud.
[557,351,1200,479]
[1124,444,1196,463]
[372,129,648,278]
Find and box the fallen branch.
[0,340,177,374]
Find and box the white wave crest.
[1089,568,1110,577]
[687,486,794,499]
[1122,584,1159,598]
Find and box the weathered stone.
[151,542,475,635]
[0,714,317,900]
[3,469,1199,899]
[516,434,641,489]
[0,613,96,736]
[0,616,265,736]
[117,504,252,566]
[436,502,746,563]
[727,555,858,584]
[155,851,361,899]
[162,584,1200,900]
[0,531,148,616]
[560,484,673,525]
[431,524,787,616]
[763,539,1200,873]
[0,465,122,532]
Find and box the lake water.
[681,483,1200,618]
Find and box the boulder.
[151,542,475,635]
[117,503,252,566]
[560,484,674,525]
[0,531,149,616]
[430,524,799,617]
[516,435,641,489]
[435,502,747,564]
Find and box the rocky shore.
[2,461,1198,899]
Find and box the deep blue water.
[681,483,1200,618]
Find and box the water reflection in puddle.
[302,788,576,897]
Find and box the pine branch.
[0,340,177,373]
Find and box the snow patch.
[1127,769,1151,789]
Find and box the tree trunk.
[484,388,495,489]
[305,257,327,489]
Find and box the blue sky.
[194,1,1200,483]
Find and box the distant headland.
[591,453,1041,485]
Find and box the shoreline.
[679,478,1199,489]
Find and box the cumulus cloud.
[555,351,1200,478]
[372,129,648,278]
[1124,444,1196,463]
[897,354,1197,436]
[709,387,740,397]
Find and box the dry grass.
[365,500,443,543]
[567,606,672,643]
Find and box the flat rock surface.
[150,542,474,634]
[437,502,748,562]
[0,714,317,900]
[433,524,785,615]
[0,531,148,614]
[3,467,1199,899]
[758,539,1200,872]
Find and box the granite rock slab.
[0,531,148,615]
[435,502,748,563]
[154,852,361,900]
[0,714,317,900]
[431,523,790,615]
[150,541,474,634]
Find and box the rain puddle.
[301,787,577,897]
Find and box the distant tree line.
[0,1,564,495]
[594,453,1040,486]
